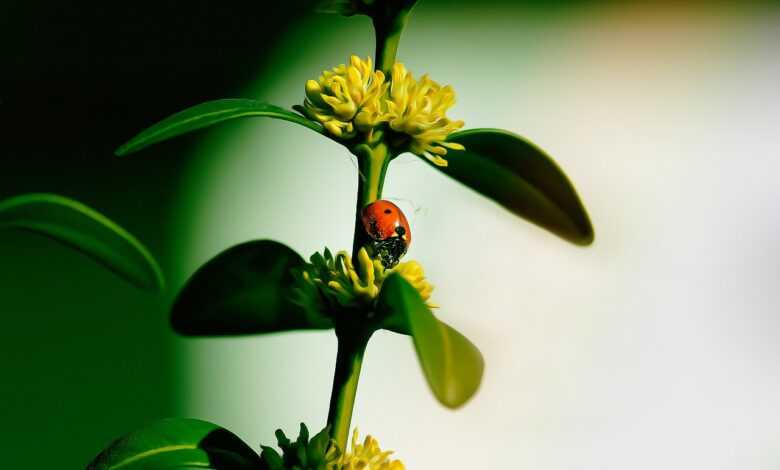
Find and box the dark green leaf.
[435,128,594,245]
[0,193,163,291]
[172,240,332,336]
[378,274,484,408]
[87,418,262,470]
[260,446,285,470]
[116,99,324,156]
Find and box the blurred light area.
[171,3,780,469]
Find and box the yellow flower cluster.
[301,55,465,166]
[303,56,388,139]
[337,429,405,470]
[300,247,436,313]
[386,63,465,166]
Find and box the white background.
[173,4,780,469]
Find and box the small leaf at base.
[378,274,484,408]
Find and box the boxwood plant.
[45,1,595,468]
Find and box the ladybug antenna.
[387,196,424,214]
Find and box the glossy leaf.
[435,128,594,245]
[172,240,332,336]
[0,193,163,290]
[116,99,324,156]
[378,273,484,408]
[87,418,262,470]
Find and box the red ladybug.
[360,200,411,268]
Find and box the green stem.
[327,330,370,451]
[324,8,409,447]
[325,143,391,450]
[351,142,392,260]
[373,11,409,75]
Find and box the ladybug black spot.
[395,226,406,236]
[384,209,392,214]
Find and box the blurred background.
[2,1,779,468]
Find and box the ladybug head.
[371,237,408,269]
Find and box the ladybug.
[360,200,411,269]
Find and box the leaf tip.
[436,351,485,410]
[149,264,166,292]
[114,142,133,157]
[572,214,595,246]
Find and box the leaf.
[435,128,594,245]
[0,193,164,291]
[116,99,325,156]
[172,240,332,336]
[87,418,262,470]
[377,273,484,408]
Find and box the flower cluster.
[300,55,464,166]
[385,62,465,166]
[338,429,405,470]
[301,55,388,140]
[296,246,436,316]
[260,425,404,470]
[260,424,338,470]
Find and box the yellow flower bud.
[301,55,388,141]
[300,56,465,165]
[297,247,436,314]
[338,429,405,470]
[386,63,465,166]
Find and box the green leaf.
[377,273,484,408]
[172,240,332,336]
[116,99,324,156]
[0,193,164,291]
[436,128,594,245]
[87,418,262,470]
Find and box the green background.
[1,1,317,466]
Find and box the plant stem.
[324,9,409,449]
[374,11,409,75]
[325,143,391,449]
[351,142,392,260]
[327,330,370,451]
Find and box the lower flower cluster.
[340,429,405,470]
[260,424,404,470]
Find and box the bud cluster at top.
[299,55,465,166]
